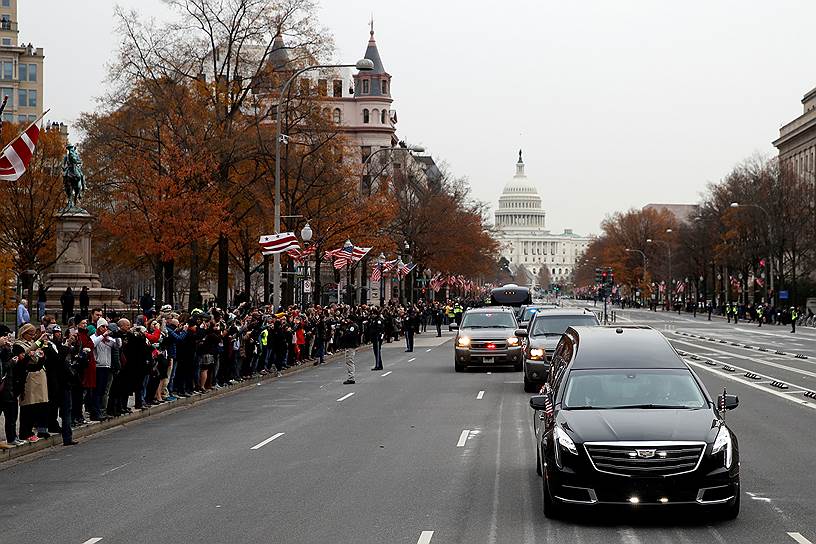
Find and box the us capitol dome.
[494,151,592,287]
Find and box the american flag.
[259,232,300,255]
[542,384,554,416]
[287,245,315,263]
[398,262,416,278]
[430,273,442,292]
[325,245,371,269]
[0,120,41,182]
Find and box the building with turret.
[494,152,592,287]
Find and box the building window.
[382,80,388,94]
[372,109,379,123]
[317,79,327,96]
[1,112,10,122]
[18,64,26,81]
[333,80,343,97]
[17,114,26,122]
[362,108,370,123]
[362,79,370,94]
[381,109,387,124]
[1,1,9,7]
[1,61,12,80]
[17,88,26,108]
[361,145,371,162]
[333,108,342,124]
[1,38,9,46]
[0,86,11,106]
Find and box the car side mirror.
[515,329,528,338]
[450,323,459,330]
[529,395,549,410]
[717,393,739,411]
[520,321,529,329]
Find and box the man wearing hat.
[90,318,121,421]
[43,324,79,445]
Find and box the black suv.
[452,307,524,372]
[530,326,740,519]
[523,308,600,392]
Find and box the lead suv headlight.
[712,425,733,469]
[457,336,471,348]
[506,336,520,347]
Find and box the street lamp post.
[403,240,412,305]
[377,252,386,306]
[342,238,354,305]
[272,58,374,311]
[300,222,313,308]
[625,248,647,305]
[730,202,774,303]
[647,229,673,309]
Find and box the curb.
[1,351,344,467]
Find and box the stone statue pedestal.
[46,209,125,311]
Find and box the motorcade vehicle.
[523,309,599,392]
[490,284,531,310]
[530,326,740,519]
[452,307,525,372]
[517,303,562,329]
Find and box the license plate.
[483,357,494,364]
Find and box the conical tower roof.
[363,26,386,74]
[268,34,292,72]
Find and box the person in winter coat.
[14,323,50,442]
[60,287,75,325]
[79,287,90,320]
[1,328,25,448]
[74,319,96,424]
[338,318,360,385]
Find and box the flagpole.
[0,108,50,156]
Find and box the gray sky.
[27,0,816,235]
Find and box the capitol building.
[494,152,592,287]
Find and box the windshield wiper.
[613,404,694,409]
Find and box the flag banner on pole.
[0,121,41,181]
[398,262,416,278]
[259,232,300,255]
[287,245,315,262]
[325,245,372,269]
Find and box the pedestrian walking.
[339,319,359,384]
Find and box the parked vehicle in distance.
[523,309,599,392]
[530,326,740,520]
[452,307,525,372]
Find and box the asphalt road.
[1,311,815,544]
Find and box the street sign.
[779,290,789,300]
[304,280,312,293]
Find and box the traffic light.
[595,268,602,284]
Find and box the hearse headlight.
[712,425,733,469]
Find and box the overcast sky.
[26,0,816,235]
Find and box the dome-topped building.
[494,151,592,288]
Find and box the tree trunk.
[313,253,322,306]
[243,250,252,306]
[189,240,201,312]
[165,259,175,308]
[153,260,164,309]
[263,255,270,305]
[217,232,229,309]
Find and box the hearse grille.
[584,442,705,477]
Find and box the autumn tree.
[536,266,551,289]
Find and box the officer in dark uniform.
[433,303,443,337]
[404,309,415,353]
[369,309,385,371]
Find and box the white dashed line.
[250,432,285,450]
[456,429,470,447]
[408,357,416,362]
[477,390,485,400]
[788,533,814,544]
[426,349,432,352]
[100,463,130,476]
[82,539,103,544]
[382,371,392,377]
[336,392,356,402]
[417,531,434,544]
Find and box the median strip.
[456,430,470,447]
[250,432,285,450]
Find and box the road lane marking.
[426,348,432,352]
[82,539,103,544]
[250,432,285,450]
[417,531,434,544]
[382,371,392,376]
[671,338,816,378]
[456,429,470,447]
[336,392,355,402]
[686,361,816,411]
[788,533,814,544]
[477,390,485,399]
[408,357,416,362]
[100,463,130,476]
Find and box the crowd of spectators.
[1,297,460,450]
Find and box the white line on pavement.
[477,390,485,399]
[382,371,392,377]
[426,348,432,352]
[788,533,814,544]
[686,361,816,412]
[336,392,355,402]
[100,463,130,476]
[250,432,285,450]
[456,429,470,447]
[417,531,434,544]
[82,539,103,544]
[671,338,816,378]
[408,357,416,362]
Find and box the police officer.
[339,318,359,384]
[369,309,385,371]
[433,303,443,337]
[756,305,764,327]
[791,306,798,333]
[726,304,731,324]
[404,308,415,353]
[453,303,463,326]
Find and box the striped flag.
[287,245,315,262]
[0,121,41,182]
[259,232,300,255]
[398,262,416,278]
[326,245,371,269]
